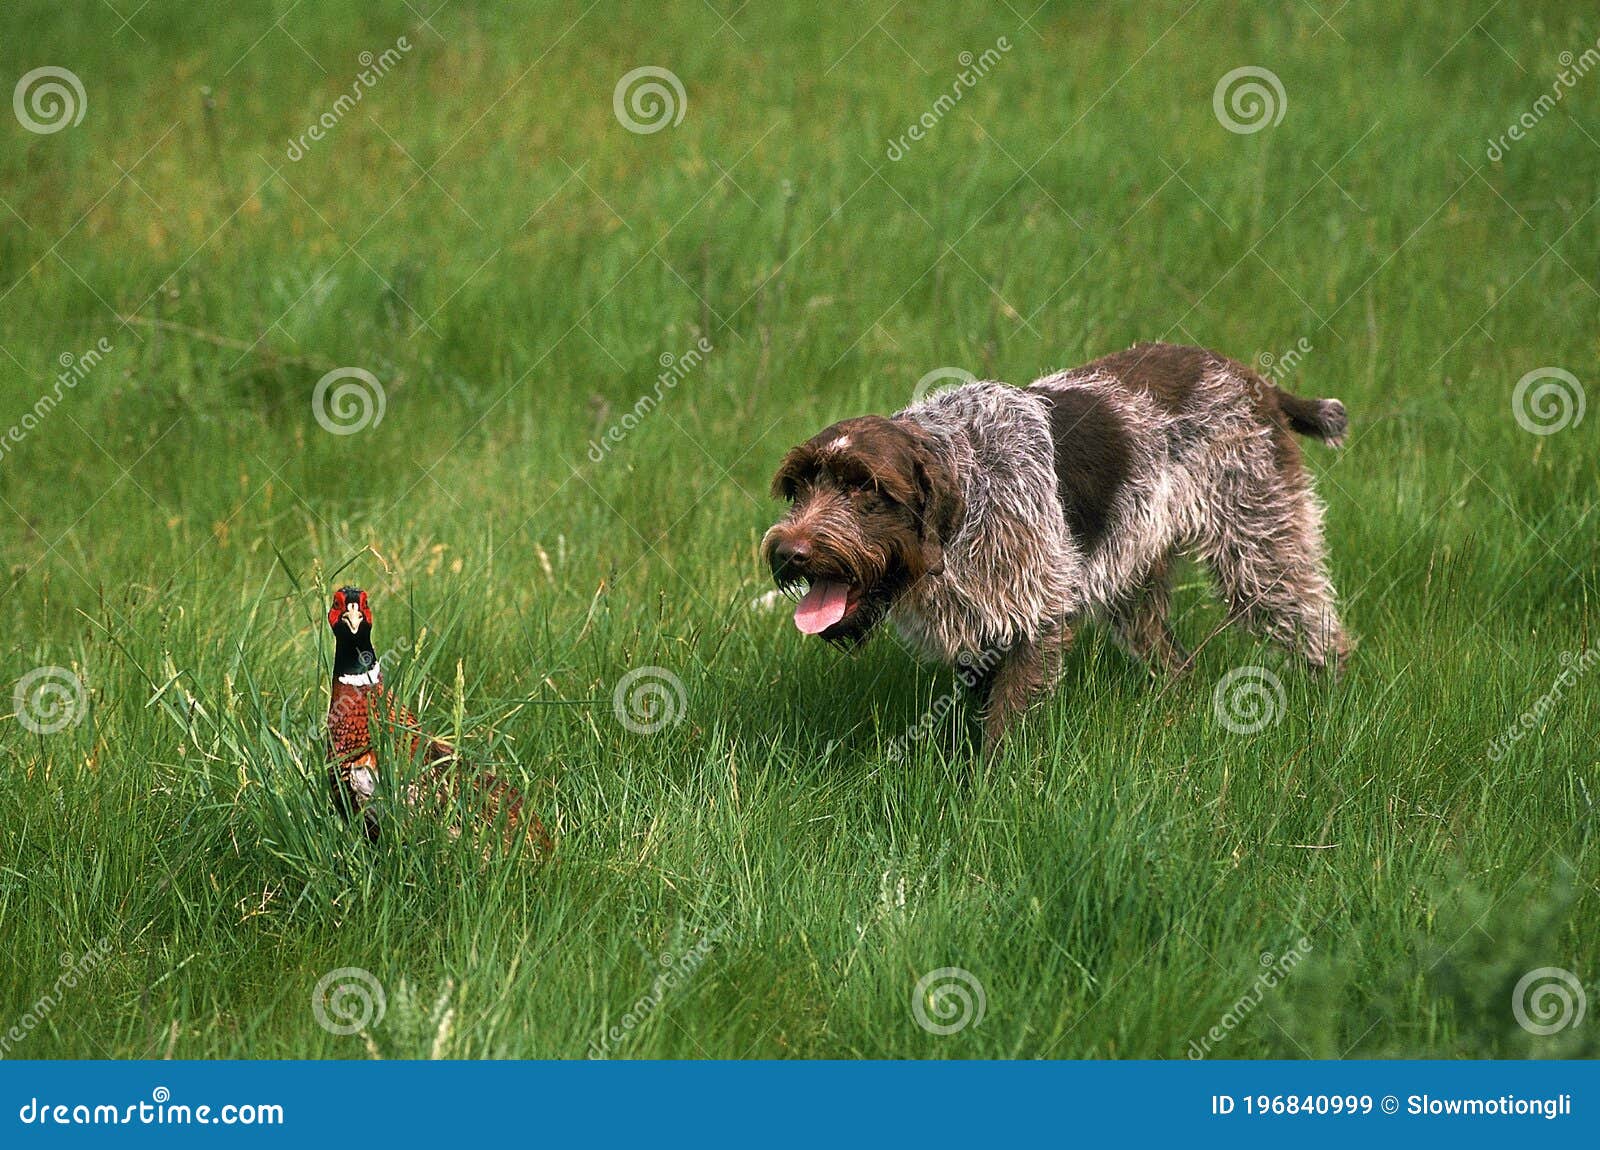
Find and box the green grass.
[1,0,1596,1059]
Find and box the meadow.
[0,1,1595,1059]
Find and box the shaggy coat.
[762,342,1350,747]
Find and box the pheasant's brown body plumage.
[323,587,551,855]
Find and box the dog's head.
[761,415,963,644]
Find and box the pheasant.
[324,586,551,855]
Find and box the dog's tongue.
[794,581,850,635]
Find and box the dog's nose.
[772,539,811,571]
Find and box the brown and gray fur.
[762,342,1351,749]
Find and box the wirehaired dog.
[761,342,1351,749]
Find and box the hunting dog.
[761,342,1351,749]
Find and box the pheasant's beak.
[343,607,363,633]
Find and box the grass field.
[1,1,1596,1060]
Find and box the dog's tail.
[1274,387,1347,448]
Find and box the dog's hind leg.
[1107,551,1191,675]
[1199,480,1349,672]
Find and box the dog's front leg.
[969,619,1073,754]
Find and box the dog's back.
[1028,341,1349,669]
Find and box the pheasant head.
[328,585,380,684]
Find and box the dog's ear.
[910,438,962,578]
[770,442,815,500]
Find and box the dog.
[761,342,1351,749]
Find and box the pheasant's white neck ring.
[337,663,382,687]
